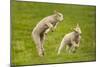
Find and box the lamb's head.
[73,24,82,35]
[54,10,63,21]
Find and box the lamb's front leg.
[69,41,76,53]
[53,22,59,30]
[44,28,50,35]
[75,36,81,48]
[44,23,54,35]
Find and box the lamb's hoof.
[39,52,44,57]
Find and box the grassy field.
[11,0,96,66]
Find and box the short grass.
[11,0,96,66]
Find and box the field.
[11,0,96,66]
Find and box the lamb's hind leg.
[57,40,66,55]
[32,33,44,57]
[40,33,46,55]
[69,42,76,53]
[66,45,70,53]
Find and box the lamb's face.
[74,24,82,35]
[54,11,63,21]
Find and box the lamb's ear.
[73,27,77,32]
[76,24,79,27]
[54,10,58,14]
[54,10,57,13]
[72,28,75,31]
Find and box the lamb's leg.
[57,40,66,55]
[66,45,73,54]
[44,28,50,35]
[46,23,54,32]
[40,33,46,55]
[32,33,44,57]
[69,41,76,53]
[53,22,59,30]
[66,45,70,52]
[73,39,81,52]
[76,40,80,48]
[71,46,76,53]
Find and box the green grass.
[11,0,96,65]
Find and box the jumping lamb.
[57,24,82,55]
[32,10,63,57]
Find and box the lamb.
[57,24,82,55]
[32,10,63,57]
